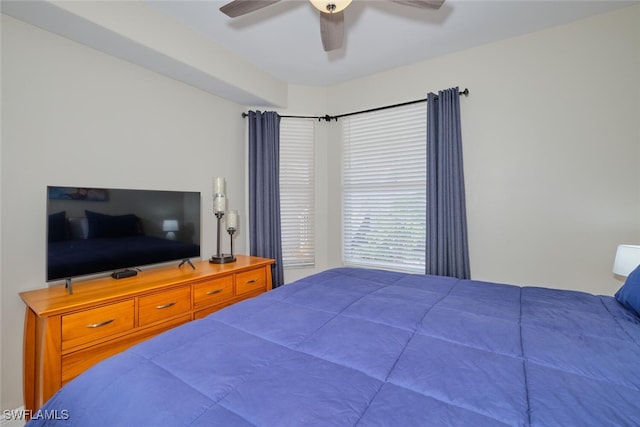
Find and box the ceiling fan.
[219,0,445,52]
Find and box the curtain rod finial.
[460,88,469,97]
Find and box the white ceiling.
[2,0,637,102]
[145,0,637,86]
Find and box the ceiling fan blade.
[320,11,344,52]
[219,0,281,18]
[387,0,445,10]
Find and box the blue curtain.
[426,87,470,279]
[247,111,284,287]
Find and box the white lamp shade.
[613,244,640,277]
[162,220,179,232]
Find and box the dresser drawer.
[62,300,135,350]
[138,286,191,327]
[193,276,234,310]
[235,268,267,296]
[61,314,191,385]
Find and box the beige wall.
[322,4,640,292]
[1,14,248,411]
[2,3,640,415]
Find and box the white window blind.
[280,118,315,268]
[342,102,427,273]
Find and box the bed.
[26,267,640,426]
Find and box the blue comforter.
[27,268,640,426]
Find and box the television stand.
[179,258,195,269]
[20,255,274,413]
[65,278,73,295]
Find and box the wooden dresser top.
[20,255,274,317]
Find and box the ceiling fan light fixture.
[310,0,352,13]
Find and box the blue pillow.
[615,264,640,316]
[48,211,67,242]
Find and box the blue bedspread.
[27,268,640,426]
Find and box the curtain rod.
[241,88,469,122]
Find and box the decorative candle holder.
[210,210,235,264]
[226,210,238,263]
[226,226,237,263]
[209,180,235,264]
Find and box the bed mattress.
[27,267,640,426]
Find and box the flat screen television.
[46,186,201,282]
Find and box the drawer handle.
[245,279,258,284]
[155,301,177,309]
[206,289,223,295]
[86,319,115,328]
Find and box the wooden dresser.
[20,255,274,412]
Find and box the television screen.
[46,186,201,282]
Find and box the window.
[342,103,427,273]
[279,118,315,268]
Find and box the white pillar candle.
[227,210,238,230]
[213,194,226,213]
[213,177,225,195]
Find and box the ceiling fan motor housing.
[220,0,445,52]
[310,0,352,13]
